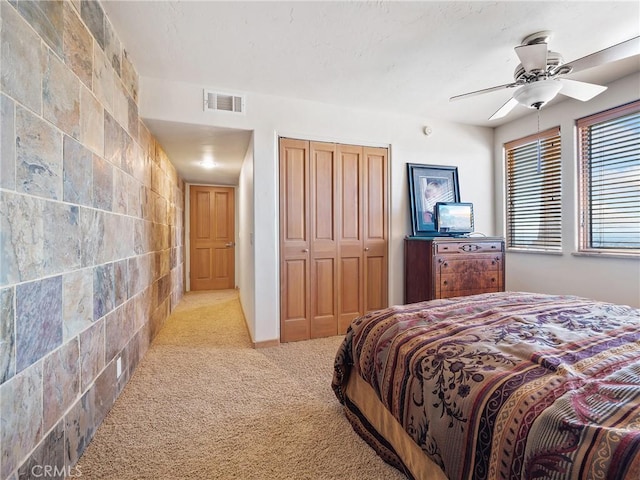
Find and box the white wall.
[140,76,494,342]
[238,135,255,337]
[494,73,640,308]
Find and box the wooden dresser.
[404,236,505,304]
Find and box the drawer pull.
[460,244,480,252]
[443,262,448,267]
[443,280,448,286]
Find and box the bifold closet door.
[279,138,387,342]
[279,139,338,341]
[337,144,364,334]
[337,145,388,332]
[363,147,388,313]
[279,139,311,342]
[309,142,339,338]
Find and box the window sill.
[572,251,640,260]
[507,248,563,256]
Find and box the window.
[505,127,562,252]
[577,101,640,254]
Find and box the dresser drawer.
[435,241,503,254]
[438,286,501,299]
[438,272,501,294]
[435,255,502,274]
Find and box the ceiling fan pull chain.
[537,108,542,174]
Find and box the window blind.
[577,101,640,252]
[505,127,562,251]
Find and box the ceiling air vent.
[204,90,245,114]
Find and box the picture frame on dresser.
[407,163,460,236]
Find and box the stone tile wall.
[0,1,185,478]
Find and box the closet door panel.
[365,255,386,311]
[311,143,335,241]
[364,148,386,240]
[284,260,307,317]
[282,259,309,341]
[279,138,311,342]
[340,151,361,241]
[310,258,337,337]
[337,144,364,334]
[310,142,338,338]
[339,255,361,333]
[282,147,307,244]
[363,147,388,312]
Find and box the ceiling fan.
[450,32,640,120]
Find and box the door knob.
[364,247,370,251]
[225,242,234,247]
[302,248,309,253]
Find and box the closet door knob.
[364,247,370,251]
[302,248,309,253]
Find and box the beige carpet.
[76,290,407,479]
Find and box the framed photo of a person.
[407,163,460,236]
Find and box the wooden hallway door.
[189,185,235,290]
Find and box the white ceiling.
[101,1,640,184]
[143,119,251,185]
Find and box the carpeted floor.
[76,290,407,479]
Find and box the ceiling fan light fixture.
[513,80,562,109]
[450,33,639,120]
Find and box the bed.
[332,292,640,480]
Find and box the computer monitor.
[435,202,474,236]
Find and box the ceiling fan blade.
[562,36,640,74]
[559,78,608,101]
[450,82,518,102]
[489,97,519,120]
[515,43,548,72]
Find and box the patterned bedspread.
[332,292,640,480]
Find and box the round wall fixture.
[423,125,433,136]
